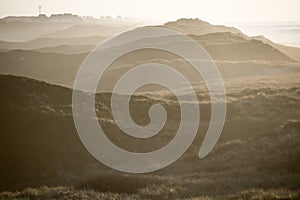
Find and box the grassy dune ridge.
[0,17,299,199]
[0,74,299,199]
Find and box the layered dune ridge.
[0,16,299,199]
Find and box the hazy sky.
[0,0,300,23]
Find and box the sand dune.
[0,50,86,86]
[34,45,95,54]
[1,30,299,91]
[0,17,299,199]
[43,24,135,38]
[163,18,243,35]
[253,35,300,62]
[0,15,138,42]
[0,36,105,50]
[0,20,73,42]
[0,74,299,198]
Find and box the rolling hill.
[0,15,138,42]
[1,15,299,200]
[43,24,135,38]
[0,36,106,50]
[1,29,299,90]
[163,18,244,35]
[0,74,299,198]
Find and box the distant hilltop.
[163,18,243,35]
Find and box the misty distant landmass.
[0,14,138,42]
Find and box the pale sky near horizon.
[0,0,299,24]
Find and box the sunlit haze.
[1,0,300,198]
[0,0,300,23]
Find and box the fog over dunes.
[42,24,134,38]
[1,24,300,90]
[0,16,299,199]
[0,14,138,42]
[0,36,106,50]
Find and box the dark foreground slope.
[0,74,299,199]
[0,75,103,191]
